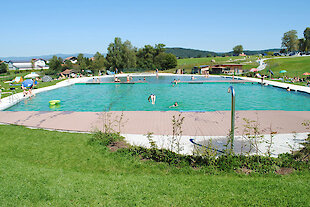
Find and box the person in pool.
[148,94,156,104]
[169,102,178,108]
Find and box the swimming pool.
[5,75,310,112]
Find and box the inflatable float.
[49,100,61,105]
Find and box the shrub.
[88,131,124,147]
[121,146,310,173]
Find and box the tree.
[298,38,305,52]
[304,27,310,52]
[0,62,8,74]
[281,30,298,52]
[63,60,73,69]
[48,56,63,74]
[92,52,106,73]
[105,37,136,71]
[136,45,156,70]
[154,43,166,56]
[233,45,243,55]
[154,53,177,70]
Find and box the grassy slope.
[169,56,259,74]
[0,125,309,206]
[265,56,310,77]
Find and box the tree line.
[281,27,310,52]
[48,37,177,75]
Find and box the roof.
[65,56,77,60]
[61,69,77,75]
[219,64,242,67]
[61,69,74,75]
[211,66,226,69]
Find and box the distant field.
[265,56,310,77]
[0,125,309,206]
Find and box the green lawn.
[0,125,309,206]
[1,77,62,99]
[265,56,310,78]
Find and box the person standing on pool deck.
[156,68,159,78]
[148,94,156,104]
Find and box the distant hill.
[165,48,217,58]
[225,49,281,56]
[0,53,95,62]
[165,47,281,58]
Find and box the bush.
[88,131,124,147]
[121,146,310,173]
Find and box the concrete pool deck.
[0,110,309,136]
[0,110,309,156]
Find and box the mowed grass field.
[265,56,310,77]
[0,125,309,206]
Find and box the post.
[227,86,235,151]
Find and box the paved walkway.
[0,110,309,136]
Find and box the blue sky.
[1,0,309,57]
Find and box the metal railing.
[227,86,235,151]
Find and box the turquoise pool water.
[6,77,310,111]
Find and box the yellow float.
[49,100,61,105]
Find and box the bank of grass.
[0,125,309,206]
[265,56,310,77]
[164,56,260,74]
[0,79,62,98]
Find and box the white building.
[8,59,49,70]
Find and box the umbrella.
[303,72,310,75]
[42,75,53,82]
[24,72,40,78]
[22,79,34,88]
[279,70,287,73]
[250,68,258,72]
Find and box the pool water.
[6,80,310,112]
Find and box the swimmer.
[144,77,146,81]
[191,76,195,80]
[286,87,291,91]
[169,102,178,108]
[148,94,156,104]
[29,85,35,97]
[21,85,28,97]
